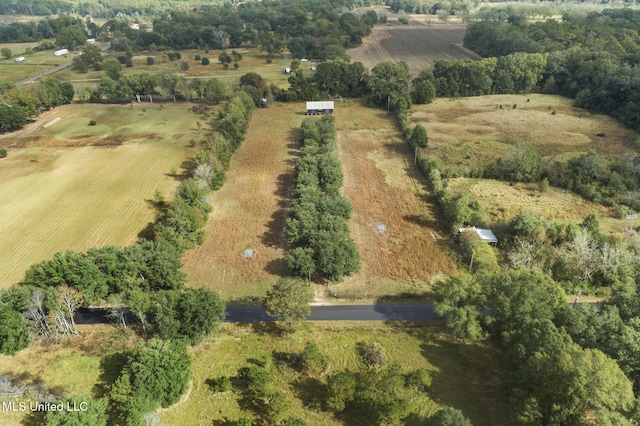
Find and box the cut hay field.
[0,103,203,288]
[332,101,456,300]
[182,102,303,301]
[348,22,479,75]
[158,322,507,426]
[411,94,639,172]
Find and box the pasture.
[332,101,456,300]
[410,94,640,229]
[348,21,479,74]
[410,94,638,169]
[0,103,204,288]
[158,322,507,426]
[0,46,71,86]
[182,102,303,301]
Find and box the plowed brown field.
[348,23,480,74]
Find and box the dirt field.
[331,101,456,300]
[0,104,200,288]
[348,23,479,74]
[182,102,303,301]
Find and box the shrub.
[146,56,154,65]
[405,368,432,391]
[300,342,328,375]
[358,342,385,367]
[539,177,550,193]
[194,54,201,61]
[88,120,97,126]
[209,375,231,392]
[0,148,7,158]
[201,57,210,65]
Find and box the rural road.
[14,44,111,87]
[74,304,444,325]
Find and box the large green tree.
[123,338,192,414]
[0,303,29,355]
[263,278,313,326]
[45,395,108,426]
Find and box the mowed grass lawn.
[0,103,205,288]
[158,323,508,426]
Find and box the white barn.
[306,101,334,115]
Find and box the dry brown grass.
[411,94,638,171]
[182,102,304,300]
[331,100,457,300]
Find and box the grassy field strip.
[0,144,187,288]
[332,101,456,300]
[159,323,507,425]
[182,102,303,300]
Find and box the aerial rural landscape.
[1,0,640,425]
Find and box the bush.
[195,54,201,60]
[202,57,210,65]
[88,120,97,126]
[209,375,231,392]
[300,342,328,375]
[405,368,432,391]
[146,56,154,65]
[358,342,385,367]
[0,148,7,158]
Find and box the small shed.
[306,101,334,115]
[54,49,68,56]
[458,226,498,245]
[284,67,291,74]
[15,56,25,62]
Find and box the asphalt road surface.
[74,304,443,325]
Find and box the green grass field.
[158,322,507,426]
[0,44,74,86]
[0,103,209,289]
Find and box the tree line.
[460,9,640,134]
[0,78,74,131]
[284,115,360,282]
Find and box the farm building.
[54,49,68,56]
[458,226,498,245]
[306,101,334,115]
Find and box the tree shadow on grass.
[419,336,508,426]
[92,351,129,399]
[291,376,327,411]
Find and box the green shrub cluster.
[284,116,360,282]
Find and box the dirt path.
[182,103,303,300]
[331,101,456,300]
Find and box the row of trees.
[284,116,360,282]
[0,78,73,131]
[0,15,95,46]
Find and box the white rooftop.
[458,226,498,242]
[306,101,334,110]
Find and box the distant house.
[458,226,498,245]
[284,67,291,74]
[15,56,25,62]
[54,49,68,56]
[130,23,140,30]
[306,101,334,115]
[86,38,96,44]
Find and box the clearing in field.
[411,94,640,230]
[411,94,639,171]
[348,21,479,74]
[158,322,507,426]
[0,103,203,288]
[182,102,303,301]
[332,100,456,300]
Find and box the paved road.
[74,304,443,325]
[14,44,110,87]
[224,304,443,322]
